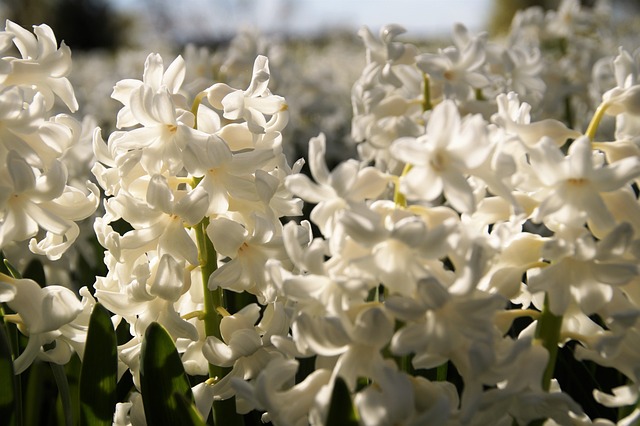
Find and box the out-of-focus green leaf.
[60,355,81,426]
[3,260,22,279]
[79,303,117,426]
[0,252,10,276]
[0,317,17,425]
[50,362,73,426]
[326,376,359,425]
[174,392,207,426]
[140,322,196,426]
[24,361,50,426]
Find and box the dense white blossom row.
[2,0,640,424]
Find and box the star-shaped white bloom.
[232,357,332,426]
[286,133,391,237]
[207,214,287,303]
[1,20,78,111]
[416,24,490,100]
[393,100,493,213]
[0,152,99,258]
[207,55,287,135]
[112,53,187,128]
[340,201,456,296]
[0,273,84,373]
[528,135,640,231]
[102,174,207,265]
[357,24,419,87]
[527,223,639,316]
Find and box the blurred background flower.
[2,0,640,51]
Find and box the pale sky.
[109,0,493,39]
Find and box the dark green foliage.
[326,377,359,426]
[79,303,118,426]
[0,319,17,426]
[140,322,199,426]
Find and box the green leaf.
[174,392,207,426]
[3,259,22,279]
[0,318,17,425]
[79,303,117,426]
[0,252,10,276]
[24,361,49,426]
[50,362,73,426]
[326,377,359,425]
[140,322,196,426]
[62,355,81,426]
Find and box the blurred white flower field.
[3,1,640,425]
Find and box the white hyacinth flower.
[1,20,78,111]
[207,55,287,135]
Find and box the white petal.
[149,254,184,301]
[23,201,71,235]
[427,100,461,146]
[442,169,476,213]
[202,336,238,367]
[142,53,164,89]
[0,280,17,303]
[308,134,330,184]
[401,166,443,201]
[162,55,186,93]
[592,262,638,286]
[293,313,350,356]
[175,186,209,226]
[38,286,83,332]
[207,217,247,258]
[228,328,262,358]
[220,304,261,341]
[159,220,198,265]
[391,137,430,166]
[246,55,270,96]
[594,385,639,407]
[285,174,335,204]
[146,175,174,214]
[206,83,235,110]
[152,88,177,125]
[7,151,35,193]
[351,306,394,348]
[593,156,640,192]
[130,85,160,127]
[567,136,593,178]
[208,260,244,291]
[255,170,279,204]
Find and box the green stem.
[194,217,226,379]
[436,362,448,382]
[191,91,207,130]
[194,218,242,425]
[399,354,412,375]
[527,295,563,426]
[422,73,433,112]
[585,102,610,141]
[564,96,574,131]
[393,165,412,207]
[392,73,432,208]
[534,294,563,392]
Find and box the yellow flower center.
[567,178,587,186]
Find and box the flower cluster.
[0,20,98,258]
[90,51,303,420]
[3,1,640,425]
[0,20,99,374]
